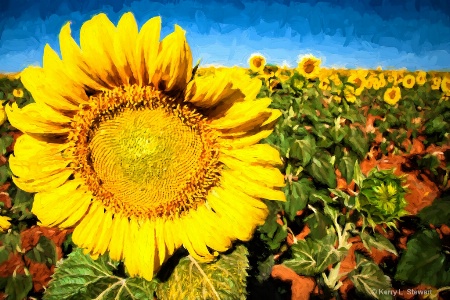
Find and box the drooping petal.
[33,179,91,227]
[184,70,244,108]
[108,214,129,261]
[221,143,283,166]
[6,103,71,136]
[152,25,192,92]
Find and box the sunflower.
[415,71,426,86]
[297,54,321,79]
[431,75,442,90]
[441,76,450,94]
[0,102,6,126]
[0,215,11,232]
[346,73,366,95]
[402,74,415,89]
[7,13,285,281]
[383,86,401,105]
[12,88,24,98]
[248,53,266,73]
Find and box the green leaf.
[305,210,333,240]
[25,236,58,267]
[0,164,11,186]
[360,232,397,256]
[344,128,369,159]
[0,246,10,264]
[44,248,158,300]
[418,195,450,226]
[348,254,393,300]
[283,234,341,276]
[5,270,33,300]
[0,135,13,155]
[284,179,314,220]
[156,244,249,300]
[395,230,450,287]
[11,188,34,220]
[289,135,316,166]
[306,152,337,188]
[259,201,287,251]
[338,154,357,184]
[353,160,365,188]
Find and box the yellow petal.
[221,143,283,166]
[114,12,139,84]
[92,209,114,255]
[209,98,272,129]
[193,205,232,252]
[126,219,156,281]
[221,169,286,202]
[219,129,273,149]
[108,214,129,261]
[135,16,161,86]
[155,217,167,264]
[14,169,73,193]
[6,103,71,136]
[152,25,192,92]
[179,215,214,262]
[72,202,105,250]
[219,109,281,136]
[79,13,121,88]
[184,70,244,108]
[32,179,91,227]
[59,22,105,91]
[220,155,285,188]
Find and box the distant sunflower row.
[247,53,450,105]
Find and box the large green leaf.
[289,135,316,167]
[338,154,357,184]
[44,248,158,300]
[344,128,369,159]
[283,178,314,220]
[418,195,450,226]
[5,270,33,300]
[283,234,341,276]
[306,152,337,188]
[156,244,249,300]
[360,231,397,256]
[348,254,393,300]
[395,230,450,287]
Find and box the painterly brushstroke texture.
[0,0,449,72]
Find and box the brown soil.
[271,264,316,300]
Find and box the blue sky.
[0,0,449,72]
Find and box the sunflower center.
[304,60,315,73]
[69,85,221,219]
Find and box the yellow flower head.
[12,88,24,98]
[318,77,331,91]
[344,85,357,103]
[0,215,11,232]
[441,76,450,94]
[383,86,401,105]
[0,103,6,126]
[415,71,426,86]
[248,53,266,73]
[6,13,285,281]
[402,74,415,89]
[347,73,366,95]
[297,54,321,79]
[431,75,442,90]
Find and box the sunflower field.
[0,12,450,300]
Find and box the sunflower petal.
[59,22,105,91]
[79,13,121,88]
[135,16,161,86]
[114,12,139,84]
[221,143,283,166]
[219,129,273,149]
[32,179,91,227]
[6,103,71,136]
[152,25,192,92]
[184,70,243,108]
[108,214,129,261]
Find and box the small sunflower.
[383,86,401,105]
[0,215,11,232]
[431,75,442,90]
[347,73,365,95]
[12,88,24,98]
[297,54,321,79]
[441,76,450,94]
[7,13,285,281]
[402,74,415,89]
[0,103,6,126]
[248,53,266,73]
[415,71,426,86]
[318,77,331,91]
[343,85,357,103]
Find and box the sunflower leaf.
[5,269,33,300]
[43,248,158,300]
[156,244,249,300]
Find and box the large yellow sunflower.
[297,54,321,79]
[7,13,285,281]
